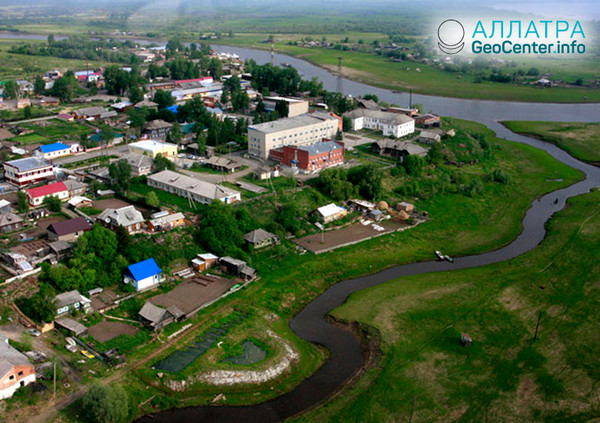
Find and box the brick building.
[270,140,345,174]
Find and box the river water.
[3,33,598,422]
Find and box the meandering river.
[2,33,596,421]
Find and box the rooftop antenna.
[337,57,343,94]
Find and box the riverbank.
[213,40,600,103]
[296,189,600,422]
[502,121,600,165]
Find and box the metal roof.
[248,112,338,134]
[27,181,68,199]
[126,258,162,282]
[39,142,70,153]
[5,156,52,172]
[55,290,90,308]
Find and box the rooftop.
[28,181,68,199]
[0,336,31,380]
[296,140,343,156]
[244,228,278,244]
[344,109,414,125]
[55,290,90,308]
[317,203,346,218]
[47,217,92,237]
[97,205,145,227]
[144,119,173,130]
[0,212,23,227]
[5,156,52,173]
[148,170,240,202]
[248,112,338,134]
[126,258,162,282]
[129,140,177,153]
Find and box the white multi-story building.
[344,109,415,138]
[3,157,54,187]
[247,112,340,159]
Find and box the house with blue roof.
[123,258,164,291]
[39,142,71,160]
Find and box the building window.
[18,371,23,376]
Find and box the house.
[56,113,74,122]
[128,140,178,158]
[314,203,348,224]
[269,140,344,174]
[356,98,381,111]
[86,132,124,147]
[54,318,88,337]
[191,253,219,272]
[0,200,11,214]
[415,114,442,128]
[47,217,92,242]
[16,80,34,96]
[27,181,69,207]
[73,107,117,121]
[204,156,241,173]
[39,96,59,107]
[418,131,442,144]
[0,334,36,400]
[371,140,428,160]
[262,96,309,117]
[219,256,256,281]
[67,196,92,209]
[49,240,74,260]
[143,120,172,139]
[123,258,164,291]
[121,152,154,176]
[3,157,54,187]
[243,229,280,249]
[147,170,241,205]
[386,106,419,117]
[347,199,376,213]
[180,123,196,144]
[16,99,31,110]
[0,213,23,233]
[138,302,183,331]
[55,290,92,316]
[134,99,158,111]
[344,109,415,138]
[63,179,87,197]
[247,112,340,159]
[97,206,145,234]
[110,101,133,112]
[148,212,185,232]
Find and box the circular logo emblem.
[438,19,465,54]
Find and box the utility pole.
[53,358,57,398]
[337,57,343,94]
[270,41,274,67]
[409,89,413,109]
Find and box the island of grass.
[502,121,600,165]
[296,190,600,423]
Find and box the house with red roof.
[27,181,69,206]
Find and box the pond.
[222,340,267,366]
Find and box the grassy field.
[216,36,600,103]
[0,38,108,80]
[296,189,600,423]
[502,121,600,164]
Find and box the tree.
[348,164,383,200]
[231,90,249,112]
[317,168,357,201]
[208,58,223,79]
[166,121,182,147]
[145,191,159,207]
[166,38,183,53]
[153,89,174,110]
[128,84,144,104]
[3,80,18,99]
[128,107,147,137]
[17,191,29,214]
[527,67,540,76]
[342,116,352,132]
[15,282,56,323]
[34,76,46,95]
[401,154,425,177]
[108,159,132,193]
[363,93,378,102]
[43,195,62,212]
[82,384,129,423]
[23,106,32,119]
[50,72,78,103]
[153,153,175,172]
[104,65,131,96]
[275,100,289,118]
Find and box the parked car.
[27,328,41,337]
[80,350,95,359]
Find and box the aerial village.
[0,39,452,403]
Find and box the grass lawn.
[128,181,199,214]
[295,190,600,423]
[216,37,600,103]
[502,121,600,164]
[23,119,92,141]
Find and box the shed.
[55,318,88,337]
